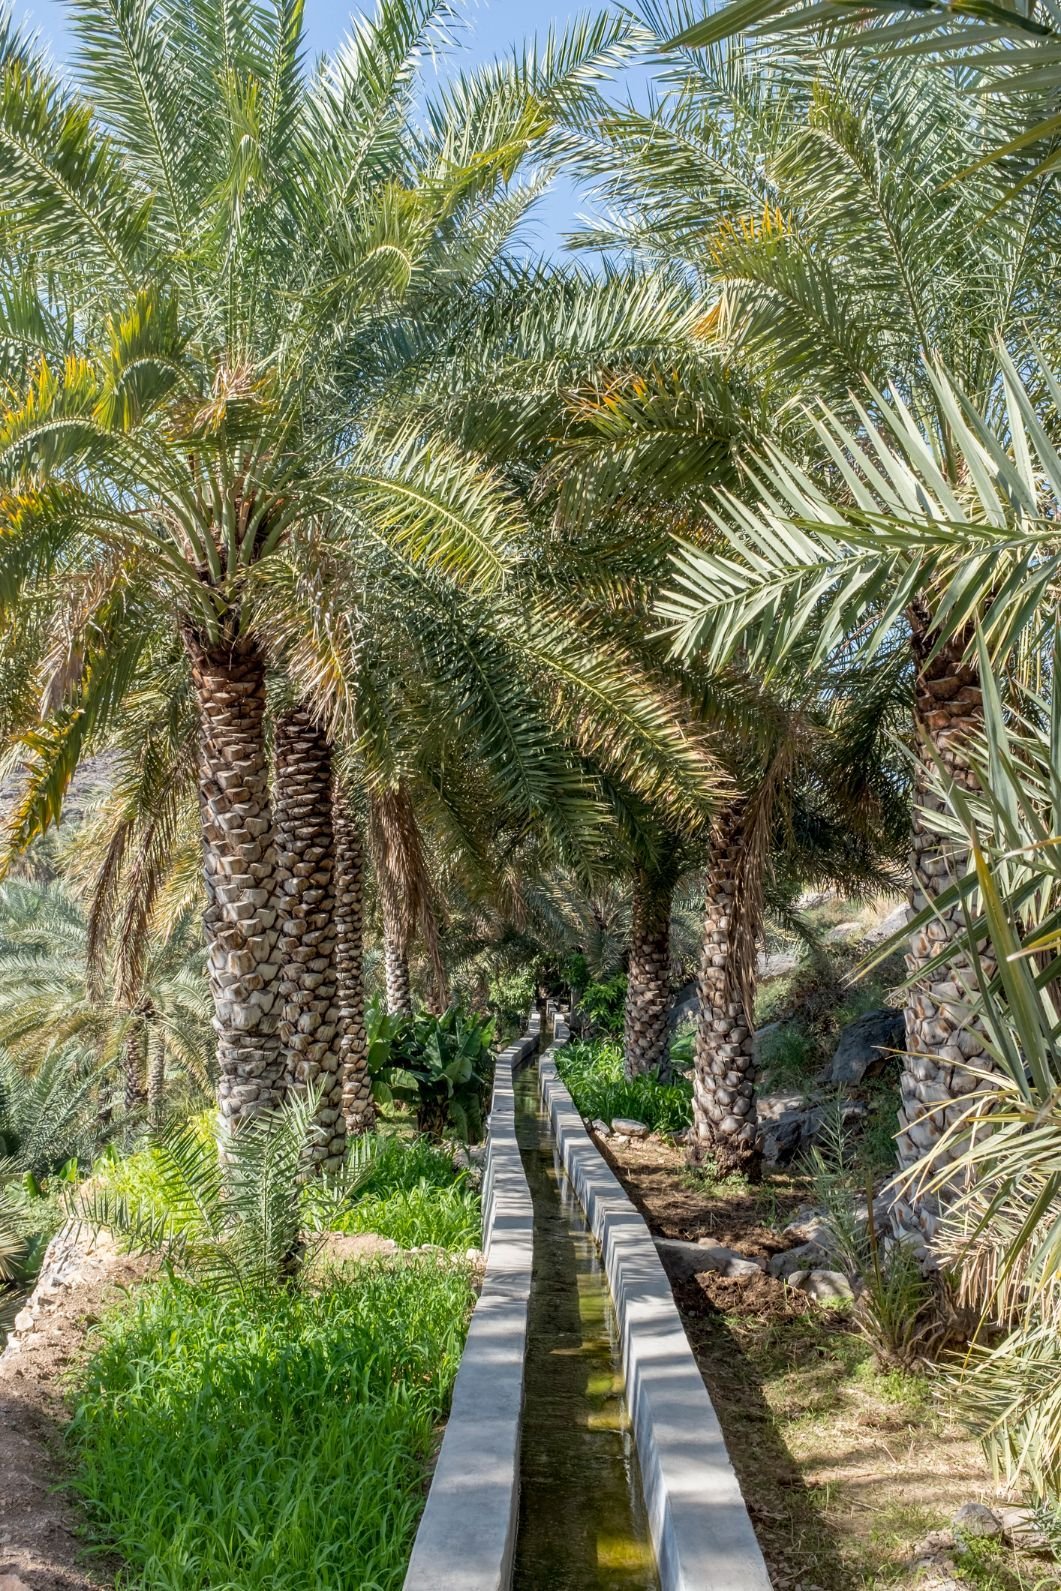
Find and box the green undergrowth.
[331,1183,480,1250]
[556,1039,693,1134]
[69,1263,475,1591]
[96,1122,478,1251]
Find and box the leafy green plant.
[556,1039,693,1134]
[486,968,536,1034]
[69,1263,474,1590]
[373,1007,496,1143]
[577,976,628,1039]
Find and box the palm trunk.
[146,1025,165,1126]
[273,708,347,1173]
[121,1025,146,1112]
[383,921,413,1018]
[690,814,762,1179]
[893,635,992,1246]
[188,636,284,1127]
[624,863,674,1078]
[334,786,375,1136]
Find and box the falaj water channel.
[513,1061,660,1591]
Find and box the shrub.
[372,1006,496,1142]
[577,976,627,1038]
[556,1039,692,1134]
[486,968,536,1033]
[69,1264,474,1590]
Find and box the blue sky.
[13,0,654,252]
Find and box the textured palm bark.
[893,636,992,1246]
[121,1024,146,1112]
[146,1025,165,1124]
[624,865,674,1079]
[273,708,347,1173]
[383,924,413,1018]
[189,637,284,1126]
[334,787,374,1136]
[690,819,762,1179]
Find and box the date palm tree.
[661,355,1061,1223]
[0,0,642,1132]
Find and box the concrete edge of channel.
[540,1030,774,1591]
[402,1014,541,1591]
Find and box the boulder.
[757,949,801,980]
[952,1503,1003,1541]
[769,1242,829,1279]
[826,1007,905,1087]
[589,1119,612,1138]
[793,1268,855,1303]
[655,1238,764,1281]
[863,902,910,947]
[611,1117,651,1139]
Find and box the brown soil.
[0,1235,150,1591]
[597,1132,1061,1591]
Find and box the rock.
[667,981,699,1031]
[826,1008,905,1087]
[670,1126,692,1146]
[793,1269,855,1303]
[589,1118,612,1137]
[864,902,910,947]
[611,1118,651,1139]
[758,1091,810,1165]
[952,1503,1003,1540]
[655,1238,763,1281]
[695,1239,767,1278]
[995,1505,1051,1554]
[769,1242,829,1279]
[757,949,801,980]
[318,1232,399,1266]
[0,1575,34,1591]
[782,1217,832,1249]
[464,1247,483,1263]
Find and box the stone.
[952,1503,1003,1540]
[318,1232,398,1266]
[863,902,910,946]
[995,1505,1051,1554]
[0,1575,34,1591]
[589,1119,612,1138]
[768,1242,828,1279]
[792,1269,855,1303]
[826,1007,905,1087]
[757,949,801,980]
[654,1238,763,1281]
[611,1117,651,1138]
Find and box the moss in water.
[513,1064,659,1591]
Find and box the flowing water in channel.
[512,1063,660,1591]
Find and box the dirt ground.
[598,1132,1061,1591]
[0,1233,147,1591]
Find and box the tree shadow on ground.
[663,1265,853,1591]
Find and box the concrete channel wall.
[539,1038,773,1591]
[403,1019,540,1591]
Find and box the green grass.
[69,1263,475,1591]
[331,1183,480,1250]
[556,1039,693,1134]
[757,1022,820,1092]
